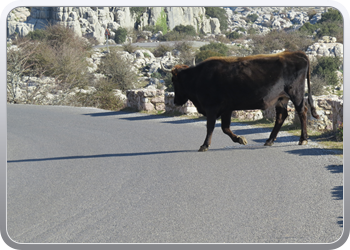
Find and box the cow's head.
[171,65,190,106]
[161,64,190,106]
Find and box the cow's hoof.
[264,141,274,146]
[238,136,248,145]
[198,145,209,152]
[299,140,308,145]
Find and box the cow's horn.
[160,62,172,73]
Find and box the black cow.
[162,51,319,152]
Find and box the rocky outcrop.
[7,6,335,43]
[306,37,343,59]
[225,6,327,35]
[7,7,221,43]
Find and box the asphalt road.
[6,104,343,243]
[93,41,210,49]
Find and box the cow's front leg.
[199,113,217,152]
[221,111,248,145]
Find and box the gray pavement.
[6,104,343,243]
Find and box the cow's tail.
[306,56,320,119]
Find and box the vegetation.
[75,78,126,111]
[173,25,196,36]
[155,7,168,34]
[159,25,197,41]
[205,7,228,32]
[26,29,47,41]
[174,41,195,65]
[130,7,147,26]
[98,49,137,92]
[8,24,93,104]
[113,27,128,44]
[299,8,343,42]
[196,42,230,63]
[246,14,259,23]
[152,43,173,57]
[311,56,342,86]
[250,29,314,54]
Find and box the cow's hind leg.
[296,102,309,145]
[290,96,308,145]
[221,111,248,145]
[265,98,289,146]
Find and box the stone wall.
[126,87,343,131]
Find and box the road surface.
[6,104,343,244]
[93,41,210,50]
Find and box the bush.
[299,8,343,42]
[173,25,197,36]
[8,24,94,104]
[76,78,125,111]
[199,42,230,55]
[114,27,128,44]
[319,8,343,23]
[227,31,243,40]
[310,75,327,96]
[250,30,313,54]
[159,25,196,41]
[123,43,136,53]
[195,50,225,63]
[98,50,137,91]
[26,29,47,41]
[29,25,92,91]
[153,44,173,57]
[312,56,342,86]
[205,7,228,32]
[246,14,259,23]
[196,42,230,63]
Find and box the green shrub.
[319,8,343,23]
[312,56,342,86]
[205,7,228,32]
[227,31,243,40]
[299,8,343,42]
[173,25,197,36]
[196,42,230,63]
[199,42,230,55]
[246,14,259,23]
[195,50,225,63]
[114,27,128,44]
[26,29,47,41]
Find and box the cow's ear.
[171,68,179,77]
